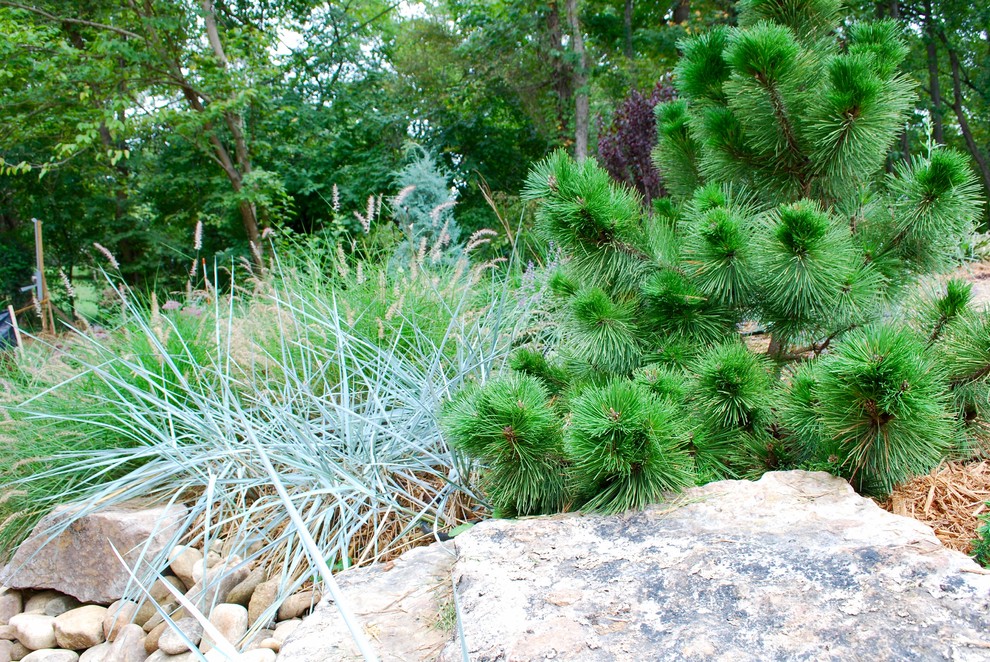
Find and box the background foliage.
[5,0,987,316]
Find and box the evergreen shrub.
[441,0,987,514]
[390,147,462,271]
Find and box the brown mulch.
[881,461,990,554]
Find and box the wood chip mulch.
[880,461,990,555]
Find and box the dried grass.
[881,461,990,554]
[346,471,482,568]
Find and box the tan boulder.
[104,623,146,662]
[1,505,186,604]
[101,601,137,642]
[8,614,56,651]
[54,605,107,650]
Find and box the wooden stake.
[33,218,54,334]
[6,305,23,358]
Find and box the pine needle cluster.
[441,374,568,517]
[442,0,987,516]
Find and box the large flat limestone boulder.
[1,504,187,605]
[281,471,990,661]
[277,542,456,661]
[442,471,990,661]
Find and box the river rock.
[144,651,197,662]
[42,596,80,619]
[183,560,248,613]
[101,601,137,642]
[199,604,247,653]
[226,569,265,607]
[0,505,187,604]
[149,578,185,606]
[130,600,156,630]
[167,547,201,592]
[189,562,207,588]
[9,642,29,661]
[143,622,166,655]
[188,551,225,586]
[19,650,78,662]
[204,551,222,569]
[136,577,186,627]
[104,623,145,662]
[157,617,202,655]
[238,650,276,662]
[8,614,56,651]
[246,581,279,627]
[141,604,183,635]
[77,642,110,662]
[275,591,318,622]
[54,605,107,650]
[0,591,22,626]
[243,629,273,651]
[270,620,300,646]
[255,638,279,653]
[0,639,10,662]
[201,649,227,662]
[21,594,58,616]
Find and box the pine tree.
[442,0,987,514]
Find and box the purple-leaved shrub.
[596,77,676,205]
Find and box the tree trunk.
[546,2,573,148]
[924,0,945,144]
[672,0,690,24]
[130,0,262,255]
[891,0,910,163]
[200,0,262,255]
[624,0,634,59]
[945,41,990,208]
[566,0,589,161]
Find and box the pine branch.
[757,74,802,159]
[928,314,950,345]
[754,72,811,194]
[950,364,990,387]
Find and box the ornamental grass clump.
[0,218,531,640]
[442,0,987,514]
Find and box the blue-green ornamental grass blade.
[246,421,379,662]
